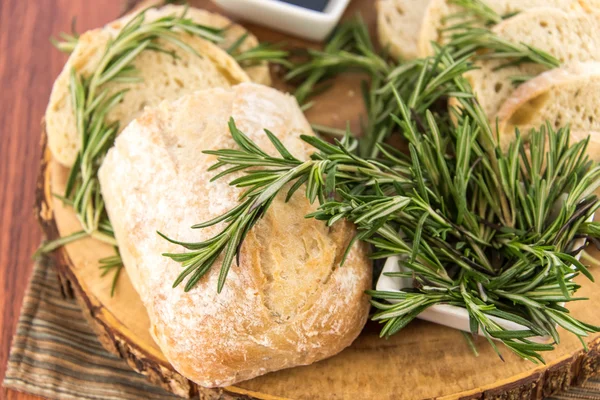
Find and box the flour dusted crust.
[107,4,271,85]
[98,83,372,387]
[46,25,249,167]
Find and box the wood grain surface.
[0,2,125,399]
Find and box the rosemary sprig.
[286,16,388,105]
[51,32,80,54]
[64,7,225,238]
[41,6,231,293]
[160,118,410,293]
[447,0,503,25]
[50,6,224,54]
[53,15,293,70]
[227,33,292,68]
[446,27,560,69]
[50,17,80,54]
[99,250,124,297]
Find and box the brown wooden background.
[0,2,131,399]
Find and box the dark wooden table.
[0,2,127,399]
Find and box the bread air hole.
[507,92,550,126]
[395,4,404,15]
[540,21,548,28]
[494,82,503,93]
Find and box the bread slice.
[417,0,593,58]
[376,0,434,60]
[98,82,372,387]
[463,8,600,124]
[107,5,271,85]
[496,62,600,147]
[46,28,249,167]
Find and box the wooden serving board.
[35,1,600,399]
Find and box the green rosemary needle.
[227,33,292,68]
[51,32,79,54]
[446,0,503,25]
[50,17,80,54]
[99,250,124,297]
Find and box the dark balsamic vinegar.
[277,0,329,12]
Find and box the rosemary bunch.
[163,90,600,364]
[161,14,600,362]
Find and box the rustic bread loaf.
[462,8,600,123]
[98,82,372,387]
[46,26,249,167]
[107,4,271,85]
[376,0,433,60]
[496,62,600,146]
[417,0,593,58]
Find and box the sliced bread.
[376,0,434,60]
[107,5,271,85]
[463,8,600,123]
[417,0,593,58]
[46,28,249,167]
[496,61,600,147]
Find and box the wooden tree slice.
[35,143,600,399]
[36,108,600,400]
[35,0,600,398]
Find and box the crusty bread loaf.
[463,8,600,123]
[376,0,433,60]
[107,5,271,85]
[98,82,372,387]
[46,28,249,167]
[496,62,600,146]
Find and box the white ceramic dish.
[211,0,351,41]
[376,221,590,343]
